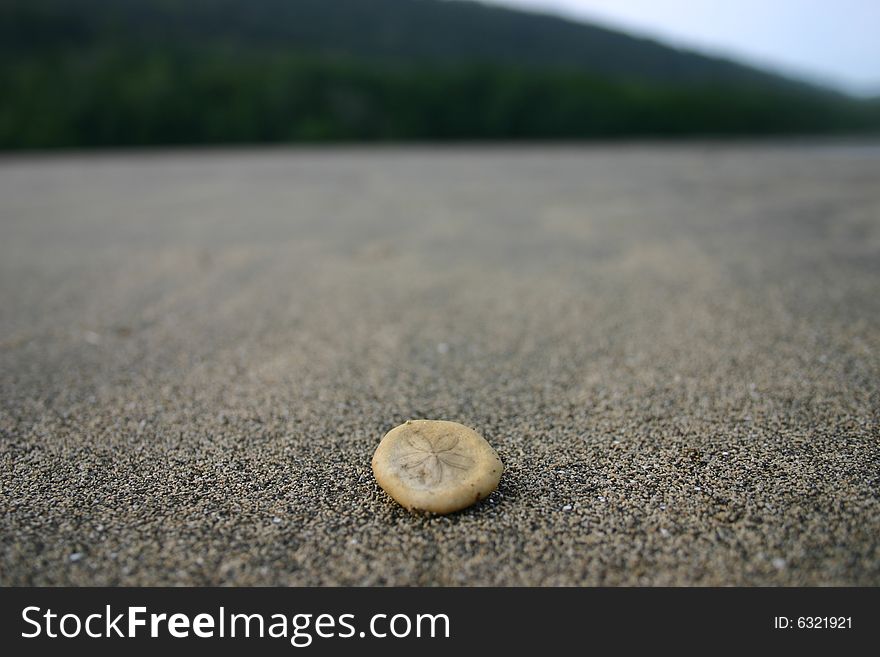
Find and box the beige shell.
[372,419,503,514]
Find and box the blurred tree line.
[1,0,878,148]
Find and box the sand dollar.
[372,419,503,514]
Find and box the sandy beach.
[1,143,878,585]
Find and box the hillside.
[1,0,817,89]
[1,0,877,147]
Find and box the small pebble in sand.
[372,419,503,514]
[69,552,83,562]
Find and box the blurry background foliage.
[1,0,878,148]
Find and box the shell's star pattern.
[397,432,474,487]
[372,419,504,514]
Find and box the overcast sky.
[478,0,880,95]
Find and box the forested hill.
[1,0,813,90]
[1,0,878,148]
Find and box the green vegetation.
[1,0,878,148]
